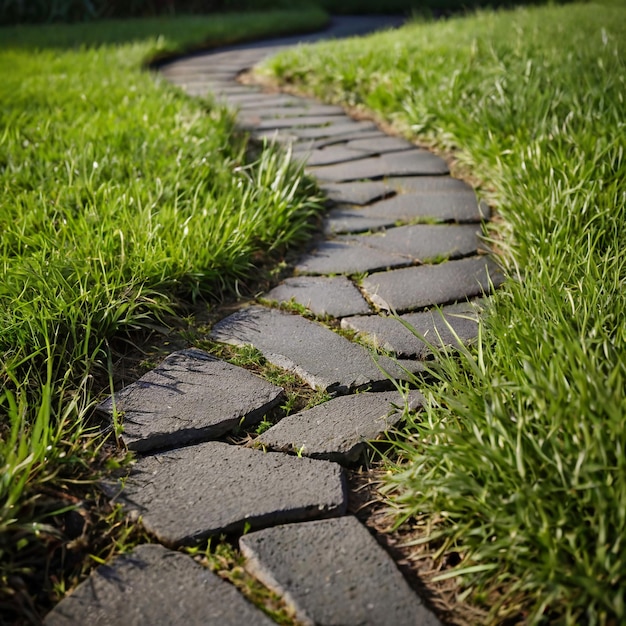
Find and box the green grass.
[0,10,327,618]
[263,3,626,623]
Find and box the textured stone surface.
[295,239,411,275]
[240,517,440,626]
[251,114,354,131]
[343,224,481,261]
[345,135,414,153]
[387,176,472,194]
[361,256,503,313]
[264,276,371,317]
[310,149,449,182]
[108,440,346,546]
[97,349,283,452]
[292,130,388,153]
[257,390,423,463]
[210,306,423,393]
[324,191,488,234]
[321,181,394,205]
[342,303,480,358]
[292,120,377,139]
[304,144,379,167]
[44,544,274,626]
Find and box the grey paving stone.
[235,95,304,109]
[240,517,440,626]
[210,306,424,393]
[324,191,489,234]
[343,224,482,262]
[264,276,371,317]
[44,544,274,626]
[387,175,472,194]
[303,144,379,167]
[257,390,423,463]
[321,181,394,205]
[345,135,414,153]
[292,120,378,139]
[292,130,388,153]
[341,302,480,358]
[247,114,351,131]
[295,239,411,275]
[310,149,448,182]
[107,440,346,546]
[361,256,503,313]
[97,349,283,453]
[252,104,346,117]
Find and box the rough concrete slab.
[292,130,388,153]
[343,224,482,262]
[240,517,440,626]
[345,135,414,153]
[264,276,371,318]
[44,544,274,626]
[247,114,351,131]
[234,95,304,109]
[321,181,394,205]
[292,120,378,139]
[387,176,472,194]
[295,239,411,275]
[310,149,449,182]
[107,440,346,546]
[210,306,424,393]
[303,145,379,167]
[97,349,283,453]
[341,303,480,358]
[257,390,423,463]
[361,256,503,313]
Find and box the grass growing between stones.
[0,10,327,619]
[262,2,626,623]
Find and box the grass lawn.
[0,9,327,620]
[263,2,626,623]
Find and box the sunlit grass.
[0,10,326,617]
[264,3,626,623]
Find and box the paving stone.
[244,104,346,118]
[234,95,304,109]
[324,191,489,234]
[345,135,414,153]
[343,224,482,262]
[387,175,472,194]
[240,517,440,626]
[246,114,352,131]
[106,440,346,546]
[303,144,379,167]
[321,181,394,205]
[361,256,503,313]
[291,120,378,139]
[292,130,389,153]
[310,150,449,183]
[97,349,283,453]
[264,276,371,317]
[295,239,411,275]
[257,390,423,463]
[341,302,480,358]
[210,306,424,393]
[44,544,274,626]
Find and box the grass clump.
[0,10,325,618]
[263,3,626,623]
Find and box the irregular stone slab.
[345,135,414,153]
[257,390,423,463]
[292,130,388,153]
[304,144,379,167]
[341,302,480,358]
[264,276,371,317]
[97,349,283,453]
[324,191,488,234]
[343,224,482,262]
[292,120,378,139]
[248,114,351,131]
[361,256,503,313]
[295,239,411,275]
[387,175,472,194]
[310,149,448,182]
[235,95,304,109]
[240,517,440,626]
[321,181,394,206]
[108,440,346,546]
[44,544,274,626]
[210,306,423,393]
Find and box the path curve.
[45,17,502,626]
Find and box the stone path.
[45,16,502,626]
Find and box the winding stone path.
[46,16,503,626]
